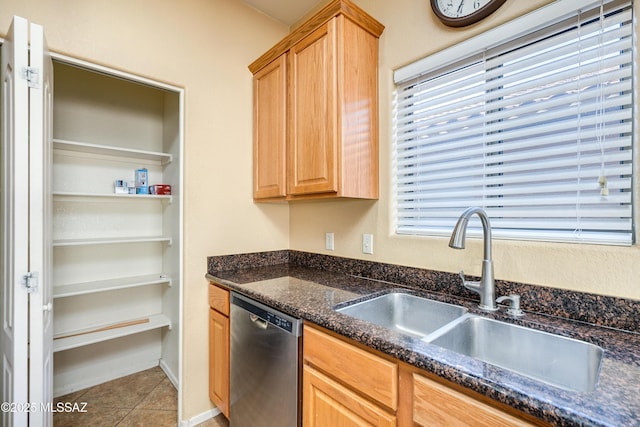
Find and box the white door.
[1,16,53,426]
[1,15,31,427]
[28,21,54,427]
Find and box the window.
[393,0,634,245]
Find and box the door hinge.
[22,66,40,88]
[22,272,39,293]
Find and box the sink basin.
[336,293,467,338]
[429,316,603,392]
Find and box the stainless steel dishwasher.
[230,292,302,427]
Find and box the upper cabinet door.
[1,16,31,427]
[28,20,54,427]
[287,20,338,196]
[253,54,287,200]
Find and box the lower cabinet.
[303,324,543,427]
[208,282,230,418]
[403,367,541,427]
[303,365,396,427]
[303,324,398,426]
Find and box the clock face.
[431,0,507,27]
[436,0,493,18]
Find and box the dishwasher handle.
[249,313,268,329]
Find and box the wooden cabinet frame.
[208,283,230,418]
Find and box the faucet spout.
[449,207,497,311]
[449,207,492,260]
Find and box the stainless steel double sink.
[336,292,603,393]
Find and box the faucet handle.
[458,270,481,294]
[496,294,524,317]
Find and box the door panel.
[1,15,30,427]
[28,21,54,427]
[288,21,338,196]
[253,54,287,199]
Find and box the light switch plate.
[362,233,373,254]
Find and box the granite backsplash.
[207,250,639,333]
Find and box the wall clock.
[431,0,507,27]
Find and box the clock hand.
[457,0,465,16]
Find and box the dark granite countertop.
[206,262,640,427]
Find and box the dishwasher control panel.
[231,293,301,335]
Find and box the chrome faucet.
[449,207,498,312]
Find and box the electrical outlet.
[362,233,373,254]
[325,232,335,251]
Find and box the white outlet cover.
[325,232,335,251]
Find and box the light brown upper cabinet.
[253,54,288,199]
[250,0,384,201]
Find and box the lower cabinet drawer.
[303,365,396,427]
[303,325,398,411]
[412,373,536,427]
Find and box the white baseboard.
[180,407,221,427]
[159,359,178,389]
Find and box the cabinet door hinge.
[22,66,40,88]
[22,272,39,293]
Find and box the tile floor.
[53,366,229,427]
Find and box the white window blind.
[394,0,634,245]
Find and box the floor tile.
[54,388,89,405]
[52,367,231,427]
[53,366,177,426]
[53,406,130,427]
[80,367,166,409]
[196,414,229,427]
[117,408,177,427]
[137,378,177,411]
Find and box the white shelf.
[53,236,172,247]
[54,274,172,298]
[53,314,171,352]
[53,138,172,164]
[53,191,172,203]
[50,61,182,394]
